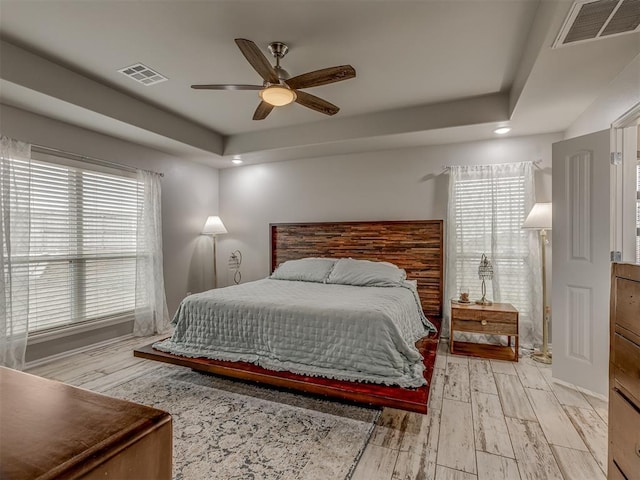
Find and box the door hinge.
[611,251,622,262]
[610,152,622,165]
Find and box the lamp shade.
[202,216,228,235]
[522,203,552,230]
[478,253,494,280]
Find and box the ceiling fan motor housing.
[267,42,289,59]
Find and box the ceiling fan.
[191,38,356,120]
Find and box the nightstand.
[450,301,519,362]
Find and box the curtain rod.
[31,145,164,177]
[441,159,542,171]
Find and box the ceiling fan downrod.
[268,42,290,81]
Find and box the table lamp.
[476,254,494,305]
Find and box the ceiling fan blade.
[235,38,279,84]
[294,90,339,116]
[253,101,274,120]
[191,84,263,91]
[285,65,356,90]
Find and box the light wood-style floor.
[27,337,609,480]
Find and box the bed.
[135,220,444,412]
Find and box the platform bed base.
[135,220,443,413]
[134,334,438,414]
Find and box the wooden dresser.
[0,367,172,480]
[609,262,640,480]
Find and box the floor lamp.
[202,216,227,289]
[522,203,552,364]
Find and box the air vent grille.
[553,0,640,48]
[118,63,168,86]
[564,0,618,43]
[602,0,640,36]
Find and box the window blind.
[27,154,141,334]
[454,174,531,319]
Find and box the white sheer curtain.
[133,170,170,336]
[0,136,31,369]
[444,162,542,348]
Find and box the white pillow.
[270,258,336,283]
[326,258,406,287]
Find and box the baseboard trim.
[28,315,134,345]
[25,333,135,370]
[549,375,608,401]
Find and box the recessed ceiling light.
[232,159,243,165]
[494,127,511,135]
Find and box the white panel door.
[552,129,611,396]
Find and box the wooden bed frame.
[135,220,444,413]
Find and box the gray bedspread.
[154,278,435,388]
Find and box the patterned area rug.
[104,365,380,480]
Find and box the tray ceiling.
[0,0,638,167]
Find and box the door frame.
[611,101,640,263]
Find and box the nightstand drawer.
[452,318,518,335]
[451,308,517,324]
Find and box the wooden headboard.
[270,220,444,317]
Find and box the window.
[446,162,538,346]
[453,175,532,319]
[26,152,141,334]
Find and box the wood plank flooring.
[352,343,608,480]
[26,336,608,480]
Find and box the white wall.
[1,104,220,359]
[218,133,559,287]
[565,53,640,139]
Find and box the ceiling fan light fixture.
[192,39,355,120]
[259,85,297,107]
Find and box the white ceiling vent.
[553,0,640,48]
[118,63,168,86]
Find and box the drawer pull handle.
[636,443,640,458]
[481,320,488,326]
